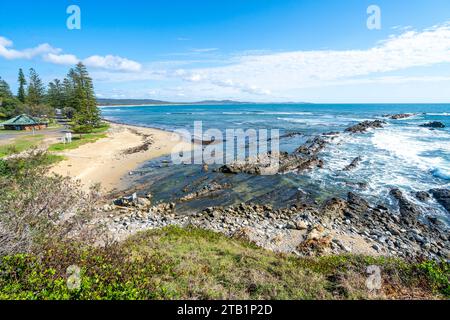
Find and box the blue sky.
[1,0,450,102]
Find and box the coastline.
[99,103,189,108]
[51,121,192,192]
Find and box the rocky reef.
[344,120,386,133]
[98,183,450,262]
[420,121,446,128]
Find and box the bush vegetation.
[0,225,448,300]
[1,63,101,133]
[0,152,101,256]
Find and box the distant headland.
[96,98,313,106]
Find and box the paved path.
[0,127,67,145]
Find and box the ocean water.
[102,104,450,220]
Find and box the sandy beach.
[51,123,192,192]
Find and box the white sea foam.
[260,112,313,115]
[309,125,450,204]
[426,112,450,116]
[222,111,313,115]
[372,128,450,167]
[368,127,450,190]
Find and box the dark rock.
[415,191,431,202]
[385,113,414,120]
[322,131,340,136]
[180,181,230,202]
[295,136,328,156]
[113,193,137,207]
[346,192,370,214]
[279,155,323,172]
[430,189,450,213]
[321,197,347,219]
[279,131,303,139]
[343,156,362,171]
[219,136,328,176]
[420,121,445,128]
[192,137,222,146]
[389,188,421,224]
[345,120,386,133]
[344,181,368,189]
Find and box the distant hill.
[97,98,252,106]
[97,98,172,106]
[190,100,253,105]
[97,98,311,106]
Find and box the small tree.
[26,68,45,107]
[17,68,27,103]
[0,77,20,118]
[47,79,64,108]
[71,63,101,132]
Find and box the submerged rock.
[345,120,386,133]
[180,181,231,202]
[420,121,446,128]
[343,156,362,171]
[430,189,450,213]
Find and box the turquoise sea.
[102,104,450,221]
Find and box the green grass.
[0,135,44,158]
[48,133,107,152]
[0,226,447,300]
[48,123,109,152]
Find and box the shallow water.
[102,104,450,222]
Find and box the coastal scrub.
[0,226,447,300]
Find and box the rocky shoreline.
[94,116,449,262]
[97,185,449,261]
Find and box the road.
[0,126,67,146]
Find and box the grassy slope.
[0,226,447,300]
[0,135,44,158]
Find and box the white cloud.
[0,35,142,72]
[83,55,142,72]
[174,23,450,96]
[4,21,450,101]
[191,48,218,53]
[44,53,79,65]
[0,36,59,59]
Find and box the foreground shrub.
[416,260,450,296]
[0,226,447,300]
[0,151,101,256]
